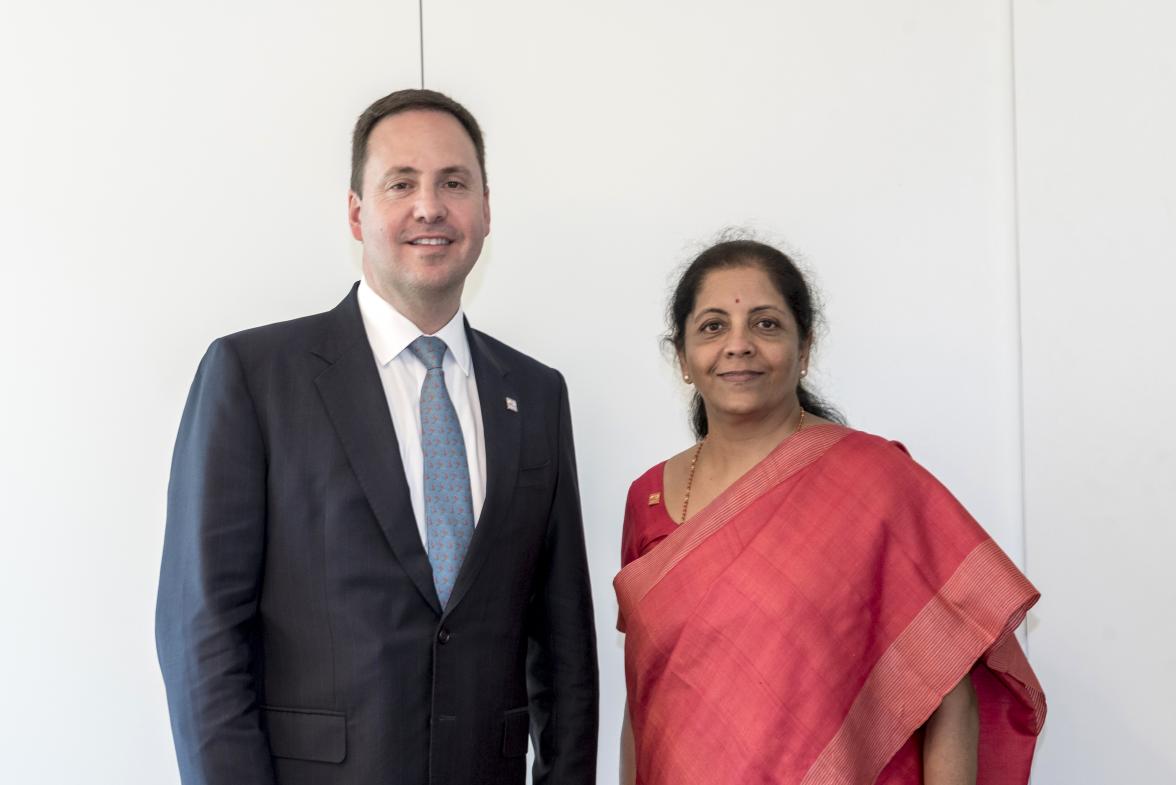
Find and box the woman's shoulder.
[623,459,667,522]
[818,426,950,497]
[621,455,681,567]
[627,459,666,496]
[627,443,698,495]
[822,425,913,461]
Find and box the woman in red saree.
[615,240,1044,785]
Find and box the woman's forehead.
[696,266,786,307]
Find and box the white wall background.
[1015,1,1176,781]
[0,1,417,781]
[0,1,1170,783]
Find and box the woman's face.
[679,265,809,428]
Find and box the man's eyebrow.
[380,166,420,181]
[438,165,474,177]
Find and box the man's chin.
[408,270,472,299]
[418,259,476,283]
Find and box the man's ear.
[347,190,363,241]
[482,187,491,237]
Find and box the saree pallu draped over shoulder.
[614,426,1045,785]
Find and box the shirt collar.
[357,277,473,377]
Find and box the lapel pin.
[505,397,518,412]
[648,492,661,506]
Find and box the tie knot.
[409,335,448,370]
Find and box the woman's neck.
[702,403,805,473]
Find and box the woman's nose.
[723,327,754,356]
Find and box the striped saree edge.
[613,424,853,618]
[799,538,1042,785]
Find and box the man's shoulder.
[210,289,357,366]
[468,328,565,389]
[217,308,334,354]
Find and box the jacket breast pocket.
[502,706,530,757]
[515,460,551,488]
[262,705,347,763]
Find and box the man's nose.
[413,187,447,223]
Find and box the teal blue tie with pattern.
[408,336,475,609]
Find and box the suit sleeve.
[525,371,600,785]
[155,339,276,785]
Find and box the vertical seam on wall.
[418,0,425,88]
[1009,0,1029,658]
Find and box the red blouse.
[620,461,679,570]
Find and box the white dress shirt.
[357,278,487,549]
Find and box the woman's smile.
[716,370,764,383]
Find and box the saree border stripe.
[614,424,853,615]
[798,538,1043,785]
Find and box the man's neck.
[367,279,462,335]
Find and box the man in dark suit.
[156,89,598,785]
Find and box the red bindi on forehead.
[735,297,741,303]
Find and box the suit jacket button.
[437,628,451,644]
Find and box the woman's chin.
[707,399,784,423]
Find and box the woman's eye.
[756,318,779,330]
[701,321,724,333]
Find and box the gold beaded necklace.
[679,408,807,525]
[679,438,705,524]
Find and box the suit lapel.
[312,285,442,615]
[443,325,521,616]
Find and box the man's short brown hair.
[350,89,487,195]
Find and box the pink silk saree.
[615,425,1045,785]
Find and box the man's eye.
[387,182,410,191]
[444,180,467,189]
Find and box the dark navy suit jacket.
[156,285,599,785]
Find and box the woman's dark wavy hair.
[667,238,845,438]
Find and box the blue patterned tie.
[408,336,475,609]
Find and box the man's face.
[349,110,491,308]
